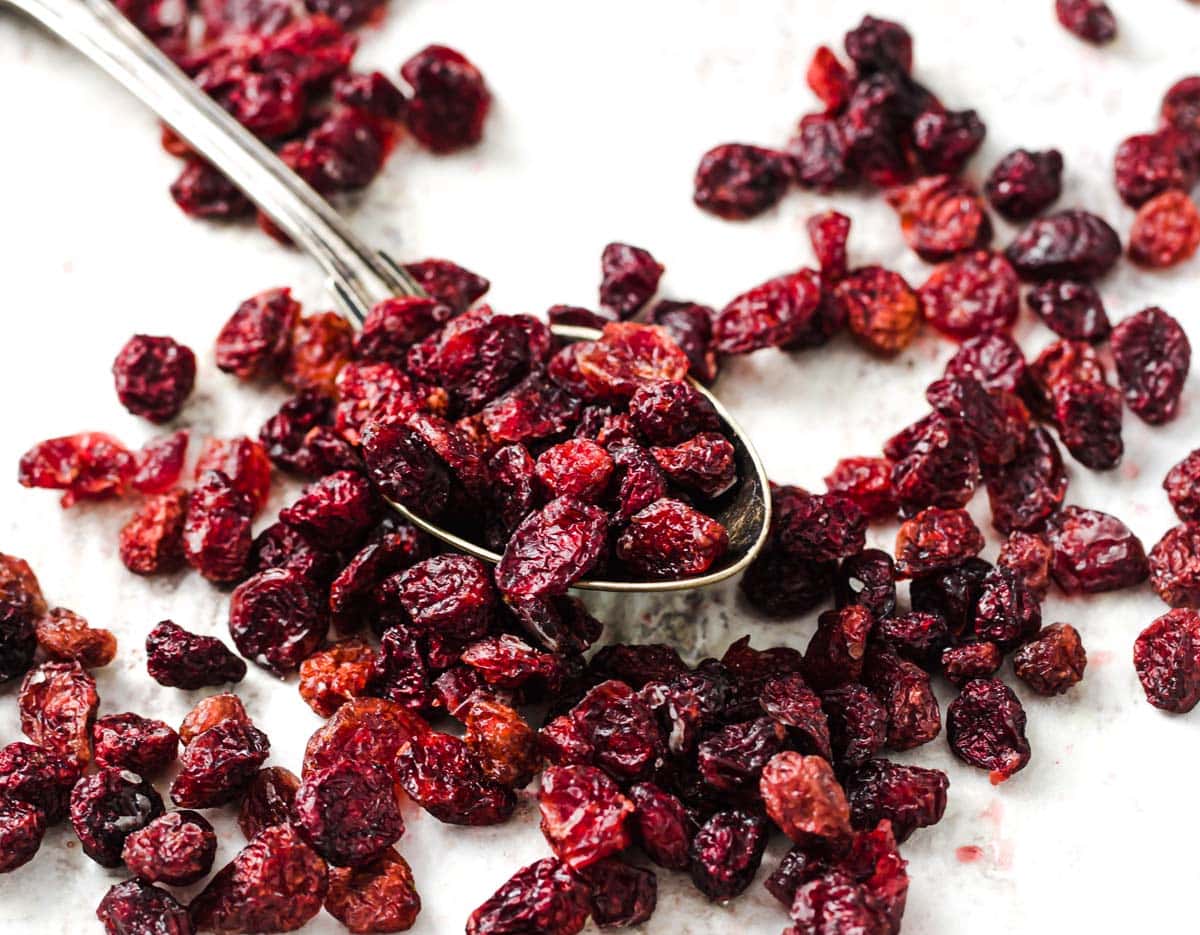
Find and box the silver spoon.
[5,0,772,591]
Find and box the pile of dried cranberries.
[6,9,1200,935]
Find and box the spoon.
[6,0,772,591]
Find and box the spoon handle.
[7,0,420,320]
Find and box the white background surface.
[1,0,1198,931]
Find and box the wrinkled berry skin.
[1150,523,1200,607]
[71,767,165,867]
[761,751,851,845]
[120,490,189,576]
[1135,609,1200,713]
[579,858,657,928]
[0,742,78,824]
[945,332,1027,395]
[0,554,43,683]
[863,644,941,752]
[325,848,422,934]
[396,731,516,826]
[693,143,793,220]
[714,269,823,354]
[628,782,693,871]
[1113,131,1196,208]
[228,567,328,676]
[294,760,404,867]
[112,334,197,423]
[403,258,490,315]
[1130,190,1200,269]
[215,288,300,380]
[1005,210,1121,281]
[617,498,729,579]
[183,472,254,584]
[146,620,247,689]
[984,427,1067,535]
[836,266,921,356]
[946,678,1031,782]
[0,798,45,873]
[1013,623,1087,696]
[190,824,328,934]
[821,684,888,772]
[1056,0,1117,44]
[984,148,1063,220]
[179,693,249,745]
[1165,450,1200,524]
[96,879,194,935]
[940,641,1003,687]
[845,759,949,843]
[466,857,591,935]
[599,242,664,319]
[689,810,769,902]
[1110,306,1191,426]
[93,713,179,776]
[18,660,99,768]
[239,767,300,841]
[401,45,490,153]
[919,251,1019,341]
[18,432,135,508]
[35,607,116,668]
[1043,506,1148,594]
[887,175,992,263]
[279,469,377,550]
[122,810,217,885]
[538,764,633,870]
[894,507,984,578]
[170,717,270,809]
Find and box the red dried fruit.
[1006,209,1122,281]
[821,685,888,772]
[179,693,249,746]
[390,553,496,638]
[886,415,981,516]
[877,611,949,664]
[1112,305,1192,426]
[71,767,164,867]
[93,713,178,776]
[575,323,691,399]
[284,311,355,394]
[1135,608,1200,712]
[650,432,737,499]
[402,258,489,315]
[836,266,921,355]
[696,716,788,793]
[616,498,729,579]
[649,301,718,383]
[944,332,1027,395]
[806,44,853,109]
[466,858,591,935]
[297,639,375,717]
[1054,380,1124,470]
[18,661,98,767]
[122,810,217,885]
[894,507,984,577]
[325,848,421,934]
[0,799,45,873]
[693,144,793,220]
[361,418,451,517]
[1055,0,1117,44]
[303,697,427,779]
[120,489,189,576]
[845,759,948,843]
[918,251,1018,341]
[294,760,403,867]
[974,567,1041,651]
[940,641,1003,687]
[802,606,873,691]
[396,730,515,826]
[190,824,328,933]
[1026,279,1108,343]
[279,469,376,551]
[863,645,941,751]
[835,549,897,619]
[229,567,327,676]
[997,531,1054,600]
[364,626,430,712]
[1012,622,1086,696]
[170,158,252,218]
[132,431,189,495]
[0,554,45,679]
[761,751,851,845]
[171,714,270,809]
[910,557,992,637]
[216,287,301,380]
[713,270,823,355]
[759,673,833,759]
[483,372,583,444]
[1044,505,1149,594]
[1162,76,1200,152]
[689,810,769,902]
[18,432,135,507]
[578,858,657,928]
[145,620,246,689]
[0,742,77,824]
[1128,190,1200,268]
[555,680,664,782]
[530,439,612,503]
[1114,130,1196,208]
[807,210,852,283]
[463,698,541,788]
[1166,449,1200,523]
[355,296,451,365]
[788,113,853,191]
[197,436,274,515]
[946,678,1031,782]
[984,427,1068,534]
[34,608,115,668]
[183,473,254,584]
[538,764,633,870]
[741,550,834,618]
[912,106,986,176]
[984,148,1064,220]
[1150,523,1200,607]
[886,175,992,263]
[844,14,912,73]
[926,376,1025,466]
[400,45,490,153]
[628,783,692,871]
[112,334,196,423]
[497,497,607,597]
[97,879,194,935]
[286,110,387,194]
[787,868,893,934]
[238,767,300,841]
[824,458,897,522]
[598,242,664,319]
[628,380,720,447]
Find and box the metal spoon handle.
[7,0,420,320]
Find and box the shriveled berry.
[836,266,920,355]
[919,251,1019,341]
[0,799,45,873]
[0,742,77,824]
[356,297,450,364]
[825,459,897,522]
[742,549,835,618]
[391,553,496,638]
[555,679,665,782]
[170,158,251,218]
[1149,523,1200,607]
[1113,130,1196,208]
[578,858,657,928]
[1054,380,1123,470]
[944,332,1027,394]
[886,175,992,263]
[843,14,912,73]
[912,106,986,176]
[984,427,1068,536]
[146,620,246,689]
[910,557,992,637]
[1005,209,1122,281]
[133,430,189,494]
[1162,76,1200,151]
[1044,506,1149,594]
[361,418,451,517]
[806,45,852,109]
[598,243,663,319]
[972,567,1042,649]
[863,645,941,751]
[616,498,729,579]
[713,269,822,355]
[1056,0,1117,44]
[894,507,984,578]
[628,783,692,871]
[878,612,949,664]
[1013,623,1087,696]
[195,436,272,515]
[887,409,980,513]
[401,45,490,153]
[396,731,515,826]
[497,497,608,596]
[1111,306,1191,425]
[284,311,355,395]
[120,489,189,576]
[1166,450,1200,523]
[761,751,851,845]
[775,492,867,562]
[112,334,196,423]
[821,685,888,772]
[994,532,1052,604]
[96,879,193,935]
[538,764,633,870]
[628,380,720,446]
[238,767,300,841]
[689,810,769,902]
[802,606,873,691]
[35,607,115,668]
[697,717,788,793]
[179,693,248,746]
[325,848,422,934]
[303,698,428,782]
[216,287,300,379]
[171,714,269,809]
[693,144,793,220]
[650,300,718,383]
[18,432,135,507]
[845,759,948,843]
[122,810,217,885]
[190,824,328,934]
[651,432,737,499]
[279,469,376,550]
[946,678,1030,782]
[93,713,178,775]
[1027,279,1109,342]
[466,858,590,935]
[294,760,403,867]
[1135,608,1200,712]
[463,698,541,788]
[403,258,489,315]
[940,641,1003,687]
[534,439,614,502]
[71,767,164,867]
[807,210,852,283]
[985,148,1064,220]
[18,661,98,767]
[1128,190,1200,269]
[228,567,328,676]
[298,639,375,717]
[926,376,1026,466]
[183,472,254,584]
[788,113,853,191]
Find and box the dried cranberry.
[788,113,854,191]
[983,147,1063,221]
[886,414,981,517]
[894,507,984,577]
[538,764,633,870]
[835,266,921,355]
[946,678,1031,782]
[18,661,98,767]
[697,717,788,793]
[1055,0,1117,44]
[400,45,490,153]
[912,106,986,176]
[972,567,1042,650]
[1163,76,1200,152]
[843,14,912,73]
[940,641,1003,687]
[877,612,948,665]
[628,783,692,871]
[93,713,178,776]
[1005,209,1122,281]
[649,301,718,383]
[997,531,1054,599]
[367,626,432,712]
[801,607,873,691]
[132,430,189,495]
[298,639,375,717]
[484,372,583,443]
[402,258,489,315]
[122,810,217,885]
[497,497,607,597]
[531,439,612,503]
[112,334,196,423]
[1025,279,1108,342]
[845,759,947,843]
[555,680,664,782]
[741,550,835,618]
[1128,190,1200,268]
[693,144,793,220]
[171,714,269,809]
[759,673,833,759]
[862,645,941,751]
[18,432,135,507]
[714,270,823,354]
[1165,450,1200,523]
[775,492,867,562]
[284,311,355,395]
[1113,130,1196,208]
[689,810,769,902]
[396,730,515,826]
[294,760,403,867]
[145,620,246,689]
[761,751,851,844]
[278,470,375,551]
[910,557,992,637]
[182,473,252,584]
[0,798,44,873]
[578,858,657,928]
[886,175,992,263]
[597,242,664,319]
[71,767,164,867]
[926,376,1024,466]
[96,879,193,935]
[389,553,496,638]
[466,858,590,935]
[1044,505,1149,594]
[824,459,897,522]
[361,418,451,517]
[238,767,300,841]
[32,607,113,669]
[834,550,896,619]
[1053,380,1124,470]
[303,697,428,782]
[119,490,189,576]
[325,849,422,934]
[463,698,541,788]
[190,824,327,934]
[178,693,249,746]
[806,44,853,109]
[170,159,252,219]
[650,432,737,499]
[1111,306,1191,425]
[820,685,887,773]
[1011,623,1086,697]
[215,287,300,379]
[229,567,327,676]
[616,498,729,579]
[288,110,386,193]
[0,742,77,824]
[984,427,1068,535]
[944,332,1027,394]
[918,251,1018,341]
[628,381,720,447]
[355,296,450,364]
[1135,608,1200,712]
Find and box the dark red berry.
[71,767,165,867]
[836,266,921,355]
[122,810,217,885]
[395,730,515,826]
[239,767,300,841]
[1111,306,1191,425]
[940,641,1003,687]
[1165,449,1200,523]
[863,644,941,751]
[18,432,135,508]
[1113,130,1197,207]
[0,798,45,873]
[894,507,984,577]
[693,144,793,220]
[1135,608,1200,713]
[1055,0,1117,44]
[649,301,718,383]
[714,270,823,354]
[944,332,1027,394]
[228,567,328,676]
[0,742,78,824]
[628,782,692,871]
[1005,209,1122,281]
[170,715,269,809]
[946,678,1031,783]
[616,498,729,579]
[324,849,422,934]
[466,858,590,935]
[912,106,986,176]
[215,287,300,380]
[761,751,851,844]
[919,251,1019,341]
[132,430,189,494]
[93,713,178,776]
[984,148,1064,220]
[821,684,888,772]
[294,760,404,867]
[400,45,490,153]
[689,810,769,902]
[1043,505,1149,594]
[598,243,664,319]
[538,764,634,870]
[170,159,252,219]
[96,879,193,935]
[402,258,490,315]
[845,759,948,843]
[182,472,254,584]
[1129,190,1200,269]
[886,175,992,263]
[146,620,246,689]
[1013,623,1087,696]
[18,661,99,768]
[112,334,196,423]
[844,15,912,73]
